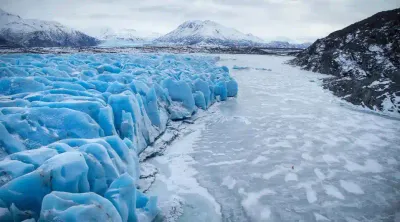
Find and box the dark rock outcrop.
[290,8,400,113]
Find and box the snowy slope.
[96,27,162,42]
[156,20,265,46]
[0,9,99,47]
[0,53,238,221]
[155,20,310,48]
[290,8,400,113]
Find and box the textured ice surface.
[339,180,364,195]
[160,54,400,221]
[148,123,222,222]
[0,53,237,221]
[40,191,122,222]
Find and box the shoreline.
[138,103,226,221]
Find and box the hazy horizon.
[0,0,399,43]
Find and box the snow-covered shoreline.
[138,102,228,222]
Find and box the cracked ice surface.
[0,53,238,221]
[163,55,399,221]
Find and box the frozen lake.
[150,54,400,222]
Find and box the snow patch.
[368,45,384,52]
[241,189,275,221]
[344,159,383,173]
[323,185,345,200]
[314,213,330,221]
[221,176,237,189]
[323,154,340,164]
[285,173,298,182]
[156,125,222,216]
[339,180,364,194]
[205,159,246,166]
[302,153,313,161]
[251,156,268,165]
[314,168,326,180]
[314,212,330,221]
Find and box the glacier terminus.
[0,53,238,221]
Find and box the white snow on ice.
[314,168,326,180]
[150,54,400,222]
[314,212,330,221]
[151,123,222,219]
[251,156,268,165]
[205,159,246,166]
[221,176,237,190]
[302,153,314,161]
[339,180,364,195]
[344,159,383,173]
[285,172,298,182]
[241,188,275,221]
[322,154,340,164]
[323,185,345,200]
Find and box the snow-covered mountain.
[155,20,310,48]
[0,9,99,47]
[95,27,162,42]
[290,8,400,113]
[155,20,265,46]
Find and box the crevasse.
[0,53,238,221]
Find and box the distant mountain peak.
[0,8,98,47]
[155,20,310,48]
[156,20,265,46]
[93,27,162,42]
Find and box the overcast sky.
[0,0,399,42]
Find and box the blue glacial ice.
[0,53,238,221]
[40,191,122,222]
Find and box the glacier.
[0,53,238,221]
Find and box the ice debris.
[232,65,250,70]
[0,53,238,221]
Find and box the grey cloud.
[0,0,398,42]
[87,13,131,19]
[135,5,184,13]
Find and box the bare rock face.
[290,8,400,113]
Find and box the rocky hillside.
[290,8,400,113]
[266,41,311,49]
[0,9,99,47]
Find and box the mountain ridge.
[0,9,99,47]
[155,20,264,46]
[155,20,310,48]
[94,27,162,42]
